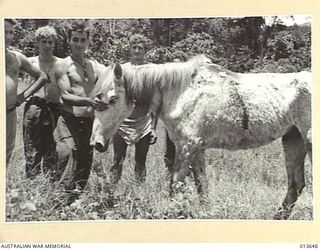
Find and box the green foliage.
[172,32,220,57]
[266,30,295,60]
[252,58,299,73]
[11,17,311,72]
[145,47,172,63]
[224,45,257,72]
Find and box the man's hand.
[92,97,109,111]
[149,129,157,145]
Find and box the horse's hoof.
[273,208,290,220]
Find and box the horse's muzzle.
[94,140,109,153]
[90,131,109,152]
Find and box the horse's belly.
[185,102,294,150]
[203,121,292,150]
[205,130,284,150]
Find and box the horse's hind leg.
[191,150,209,201]
[305,128,312,164]
[275,126,306,220]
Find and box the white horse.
[90,55,312,219]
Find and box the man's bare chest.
[67,65,97,94]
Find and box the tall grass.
[5,93,313,221]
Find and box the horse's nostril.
[95,142,105,152]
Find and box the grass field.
[5,98,313,221]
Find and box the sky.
[264,14,311,26]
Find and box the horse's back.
[168,70,311,150]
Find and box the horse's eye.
[109,95,118,104]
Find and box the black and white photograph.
[4,16,313,223]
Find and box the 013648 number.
[300,244,319,249]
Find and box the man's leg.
[110,132,127,184]
[164,130,175,172]
[54,115,74,185]
[73,118,94,191]
[6,110,17,165]
[50,112,77,206]
[134,133,152,183]
[23,103,43,179]
[48,102,62,127]
[42,127,57,178]
[42,103,60,178]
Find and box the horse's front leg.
[169,148,192,196]
[191,149,209,202]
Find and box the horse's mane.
[122,55,235,114]
[91,64,112,98]
[93,55,239,114]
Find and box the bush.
[172,32,223,58]
[145,47,172,63]
[251,58,298,73]
[9,18,310,73]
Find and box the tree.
[8,17,310,73]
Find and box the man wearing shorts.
[110,34,157,184]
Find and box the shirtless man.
[5,19,48,164]
[54,21,108,204]
[110,34,157,184]
[23,26,62,179]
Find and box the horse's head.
[90,63,134,152]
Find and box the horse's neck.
[149,88,163,115]
[152,64,192,115]
[132,62,193,118]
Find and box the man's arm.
[16,52,47,105]
[150,112,158,145]
[55,62,108,111]
[151,112,158,131]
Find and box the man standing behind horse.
[110,34,157,184]
[5,19,48,165]
[23,26,62,179]
[54,21,109,204]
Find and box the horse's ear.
[114,63,122,80]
